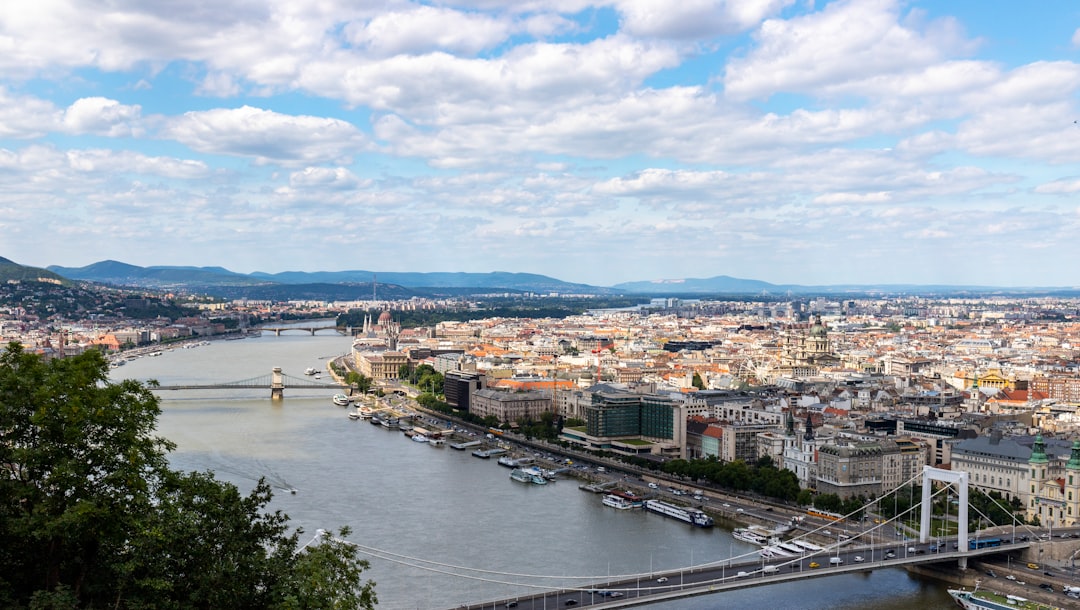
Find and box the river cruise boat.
[733,527,769,545]
[510,468,547,485]
[644,499,713,528]
[332,394,350,406]
[602,494,641,510]
[948,587,1062,610]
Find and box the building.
[560,389,686,458]
[354,350,408,379]
[470,388,552,424]
[444,370,485,412]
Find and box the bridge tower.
[271,366,284,400]
[920,465,969,568]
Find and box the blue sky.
[4,0,1080,288]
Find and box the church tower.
[1066,440,1080,526]
[1029,434,1049,524]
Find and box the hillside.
[0,257,69,284]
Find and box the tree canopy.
[0,343,376,609]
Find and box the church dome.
[378,310,393,324]
[808,315,827,337]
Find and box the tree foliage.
[659,456,800,502]
[0,344,376,609]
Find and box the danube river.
[110,328,958,609]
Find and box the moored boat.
[510,467,547,485]
[412,434,428,443]
[602,494,640,509]
[948,587,1062,610]
[332,394,350,406]
[644,499,713,527]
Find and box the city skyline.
[4,1,1080,287]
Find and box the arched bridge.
[257,326,354,336]
[150,368,352,400]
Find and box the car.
[985,569,997,577]
[1045,571,1053,577]
[693,495,704,501]
[907,547,917,553]
[609,592,623,598]
[853,556,865,563]
[648,483,658,489]
[885,551,896,559]
[656,577,668,583]
[809,562,821,568]
[1027,563,1040,569]
[736,571,750,578]
[722,503,731,508]
[736,508,744,512]
[1040,583,1054,591]
[564,600,578,606]
[505,603,518,608]
[1006,575,1017,581]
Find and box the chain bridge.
[151,367,352,399]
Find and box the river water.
[110,328,958,610]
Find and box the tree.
[691,372,705,390]
[0,343,376,609]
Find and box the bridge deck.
[458,541,1029,609]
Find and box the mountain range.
[0,257,1067,298]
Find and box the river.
[110,327,958,609]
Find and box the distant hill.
[38,259,1077,298]
[613,275,778,294]
[250,269,610,293]
[48,260,269,288]
[0,257,69,284]
[48,261,615,294]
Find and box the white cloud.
[615,0,793,39]
[0,88,60,138]
[724,0,976,100]
[65,149,210,179]
[161,106,367,165]
[288,166,370,190]
[345,6,511,56]
[62,97,143,137]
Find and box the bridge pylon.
[920,465,969,569]
[271,367,284,400]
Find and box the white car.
[656,577,668,583]
[648,483,658,489]
[853,556,864,563]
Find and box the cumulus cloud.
[161,106,367,165]
[62,97,143,137]
[724,0,977,100]
[345,6,511,56]
[615,0,793,39]
[65,149,210,179]
[0,88,61,138]
[288,166,370,190]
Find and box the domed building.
[777,314,841,377]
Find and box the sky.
[4,0,1080,288]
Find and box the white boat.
[733,528,769,545]
[602,494,640,510]
[332,394,350,406]
[357,406,374,419]
[510,467,547,485]
[428,437,446,447]
[347,411,360,420]
[644,499,713,527]
[305,367,317,376]
[412,434,428,443]
[948,587,1062,610]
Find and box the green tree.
[0,344,376,609]
[691,371,705,390]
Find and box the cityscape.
[7,0,1080,607]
